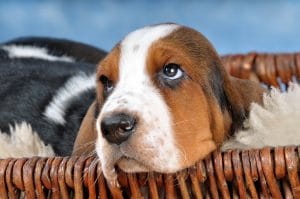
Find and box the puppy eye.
[157,63,186,88]
[163,63,183,80]
[99,75,114,97]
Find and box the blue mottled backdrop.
[0,0,299,54]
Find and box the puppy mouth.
[116,142,150,172]
[116,155,150,173]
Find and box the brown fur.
[145,26,265,168]
[73,101,97,155]
[96,45,120,101]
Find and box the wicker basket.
[0,52,300,198]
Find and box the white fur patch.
[0,122,55,158]
[222,83,300,150]
[43,73,96,125]
[96,24,181,182]
[1,45,74,62]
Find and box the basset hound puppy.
[73,23,266,185]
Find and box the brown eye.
[99,75,113,97]
[163,63,183,79]
[157,63,186,89]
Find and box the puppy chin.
[117,156,185,174]
[117,157,150,173]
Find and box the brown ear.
[223,75,266,133]
[230,77,265,112]
[208,60,264,132]
[72,101,98,156]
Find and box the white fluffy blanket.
[0,122,54,158]
[222,83,300,150]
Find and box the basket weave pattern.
[0,52,299,198]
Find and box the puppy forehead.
[121,24,180,50]
[118,24,180,80]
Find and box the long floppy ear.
[209,59,265,133]
[72,101,98,156]
[230,77,265,112]
[223,74,265,133]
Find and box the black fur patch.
[209,61,228,111]
[0,58,97,155]
[0,37,107,156]
[2,37,107,64]
[0,49,8,59]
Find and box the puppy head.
[74,23,264,180]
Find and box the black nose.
[101,113,136,144]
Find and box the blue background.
[0,0,299,54]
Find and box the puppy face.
[93,24,237,181]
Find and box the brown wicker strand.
[0,147,299,198]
